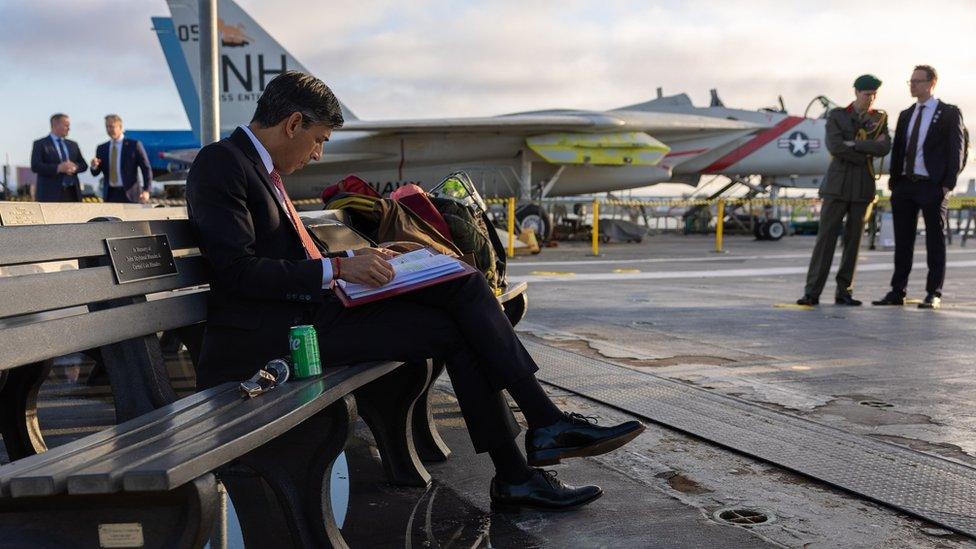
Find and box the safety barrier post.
[507,197,516,258]
[714,198,725,253]
[591,199,600,256]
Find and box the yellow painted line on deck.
[773,303,815,310]
[529,271,576,276]
[613,268,642,274]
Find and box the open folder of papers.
[334,248,476,307]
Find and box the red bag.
[321,174,381,204]
[391,184,453,242]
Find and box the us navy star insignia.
[777,131,821,157]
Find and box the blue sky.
[1,0,974,189]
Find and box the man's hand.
[337,255,394,287]
[353,246,399,260]
[90,157,101,170]
[139,191,150,204]
[57,161,77,174]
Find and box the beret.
[853,74,882,91]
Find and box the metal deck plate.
[524,339,976,538]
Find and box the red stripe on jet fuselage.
[701,116,804,173]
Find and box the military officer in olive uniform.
[797,74,891,306]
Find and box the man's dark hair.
[49,113,68,125]
[914,64,938,81]
[251,71,344,129]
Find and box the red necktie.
[270,169,322,260]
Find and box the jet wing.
[338,111,759,135]
[339,114,625,134]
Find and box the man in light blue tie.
[30,113,88,202]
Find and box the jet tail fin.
[160,0,357,136]
[152,16,201,139]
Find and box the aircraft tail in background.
[155,0,357,141]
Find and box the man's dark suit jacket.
[30,135,88,201]
[889,101,966,191]
[186,128,332,383]
[91,138,153,201]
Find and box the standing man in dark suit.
[90,114,153,203]
[186,71,644,511]
[873,65,967,309]
[797,74,891,307]
[30,113,88,202]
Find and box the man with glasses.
[873,65,966,309]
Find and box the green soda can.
[289,325,322,378]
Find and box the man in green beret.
[797,74,891,306]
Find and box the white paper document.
[337,249,464,299]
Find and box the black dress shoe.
[918,294,942,309]
[834,294,862,306]
[871,291,905,306]
[491,469,602,511]
[526,412,645,466]
[796,295,819,306]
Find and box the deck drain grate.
[714,508,775,527]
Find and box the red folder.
[333,260,477,307]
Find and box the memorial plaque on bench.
[105,234,179,283]
[0,202,45,226]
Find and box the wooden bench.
[0,218,441,548]
[0,208,529,547]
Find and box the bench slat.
[0,383,240,497]
[0,255,209,319]
[0,220,197,266]
[0,292,207,372]
[0,362,400,497]
[120,363,397,493]
[497,281,527,303]
[72,362,399,495]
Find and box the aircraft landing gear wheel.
[753,219,768,240]
[764,219,786,241]
[515,203,553,241]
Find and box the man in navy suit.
[873,65,967,309]
[90,114,153,203]
[187,71,645,511]
[30,113,88,202]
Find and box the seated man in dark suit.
[90,114,153,203]
[30,113,88,202]
[186,71,644,511]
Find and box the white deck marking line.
[509,248,976,268]
[509,259,976,283]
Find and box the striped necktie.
[269,169,323,260]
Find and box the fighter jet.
[143,0,851,236]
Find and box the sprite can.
[289,325,322,379]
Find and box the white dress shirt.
[107,134,124,187]
[237,124,338,286]
[905,96,939,177]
